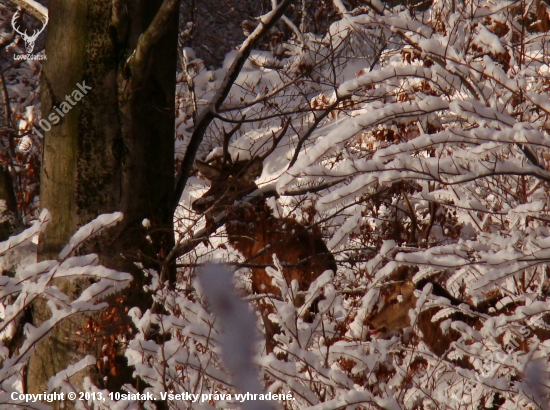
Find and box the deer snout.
[366,320,403,339]
[368,324,385,336]
[364,317,384,336]
[192,196,215,214]
[366,303,413,338]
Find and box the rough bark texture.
[0,166,17,241]
[30,0,178,404]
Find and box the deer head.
[368,274,488,359]
[12,11,48,54]
[368,273,550,366]
[192,157,263,216]
[368,281,417,338]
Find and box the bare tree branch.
[173,0,294,211]
[7,0,48,23]
[0,68,11,130]
[126,0,181,82]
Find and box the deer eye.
[390,299,398,305]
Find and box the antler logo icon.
[11,11,48,54]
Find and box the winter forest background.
[1,0,550,409]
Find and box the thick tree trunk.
[29,0,178,404]
[0,166,18,242]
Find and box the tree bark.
[0,166,18,241]
[29,0,178,404]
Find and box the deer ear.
[402,281,416,293]
[195,159,221,180]
[245,157,263,180]
[404,281,415,288]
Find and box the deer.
[192,155,336,355]
[366,268,550,409]
[367,273,482,359]
[12,11,48,54]
[367,268,550,359]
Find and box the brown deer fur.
[192,157,336,354]
[367,270,550,360]
[367,278,481,358]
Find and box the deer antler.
[27,14,48,41]
[221,121,244,165]
[11,11,26,38]
[12,11,48,53]
[232,118,289,179]
[256,117,290,161]
[30,16,48,40]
